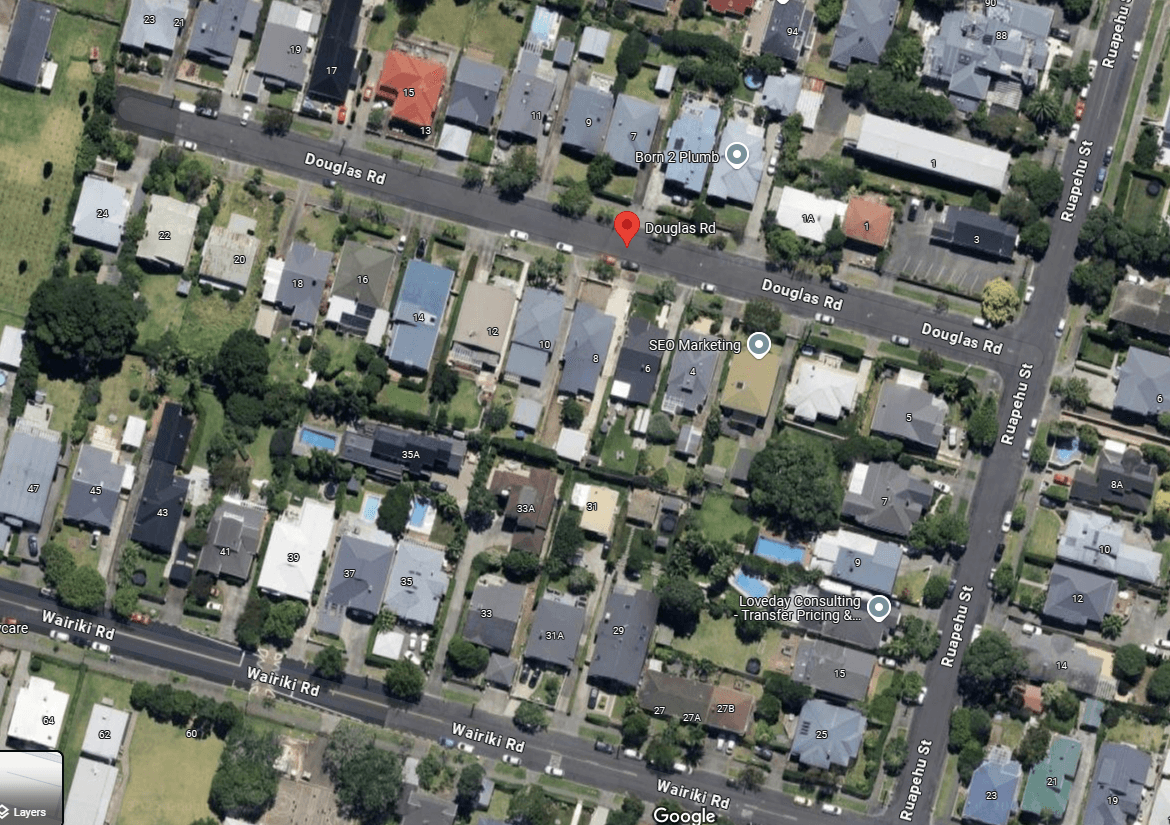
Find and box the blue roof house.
[386,260,455,375]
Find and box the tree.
[331,746,403,823]
[41,541,76,589]
[113,586,141,619]
[900,671,925,703]
[461,164,484,188]
[174,156,212,200]
[957,741,985,785]
[1069,261,1117,309]
[384,659,425,701]
[615,30,648,77]
[313,646,347,681]
[908,510,969,554]
[992,563,1017,601]
[1061,0,1091,21]
[1000,192,1040,227]
[509,786,555,825]
[1029,436,1051,468]
[59,566,107,612]
[514,700,550,732]
[456,763,486,815]
[644,733,682,771]
[748,431,843,535]
[502,549,541,583]
[556,180,593,218]
[567,567,597,595]
[1023,90,1062,130]
[922,574,950,608]
[1014,727,1051,771]
[485,404,509,431]
[981,278,1021,325]
[655,577,706,635]
[196,89,222,110]
[966,394,1001,452]
[879,29,923,82]
[884,734,909,775]
[1113,643,1147,684]
[446,638,490,677]
[764,672,813,713]
[622,710,650,747]
[214,329,270,399]
[493,148,539,198]
[587,154,615,193]
[1147,661,1170,704]
[26,277,144,377]
[561,398,584,428]
[1134,125,1160,169]
[741,299,783,340]
[1053,377,1091,412]
[428,363,459,404]
[262,599,306,647]
[262,107,293,135]
[376,483,413,538]
[814,0,842,30]
[208,726,280,820]
[959,629,1027,704]
[1019,220,1051,258]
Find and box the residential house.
[186,0,260,68]
[65,758,116,825]
[930,207,1018,261]
[384,539,448,627]
[1043,564,1117,629]
[588,589,660,692]
[1070,446,1157,512]
[1108,281,1170,344]
[706,685,754,737]
[490,466,558,554]
[708,120,765,207]
[445,58,505,131]
[153,402,193,466]
[511,398,541,433]
[661,332,720,415]
[376,51,446,130]
[0,429,61,531]
[449,281,518,372]
[924,0,1054,112]
[604,94,660,172]
[561,85,614,157]
[573,482,620,539]
[306,0,360,104]
[72,177,129,250]
[386,260,455,375]
[811,529,902,595]
[1017,629,1103,696]
[504,287,564,386]
[200,215,261,291]
[130,460,187,553]
[251,23,310,90]
[578,26,611,61]
[1020,736,1081,818]
[625,488,660,527]
[137,195,200,271]
[792,584,898,651]
[664,99,720,196]
[963,759,1022,825]
[122,0,189,53]
[721,347,782,432]
[81,704,130,764]
[558,302,616,398]
[842,196,894,250]
[639,671,712,720]
[1114,348,1170,420]
[611,317,665,406]
[0,0,55,90]
[465,581,525,653]
[63,446,123,533]
[484,654,517,689]
[760,74,802,118]
[708,0,751,15]
[121,416,146,451]
[773,186,847,243]
[340,423,466,482]
[784,357,861,423]
[326,240,394,343]
[196,500,265,583]
[498,71,555,143]
[1082,745,1150,825]
[791,700,866,769]
[760,0,812,64]
[257,499,333,601]
[524,594,587,669]
[842,462,933,538]
[871,383,947,452]
[401,788,457,825]
[553,38,574,68]
[791,639,876,702]
[830,0,898,68]
[275,242,331,328]
[7,676,70,748]
[317,534,394,633]
[675,424,702,459]
[1056,507,1160,585]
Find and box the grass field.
[413,0,476,45]
[117,719,223,825]
[1022,509,1061,562]
[601,417,638,474]
[191,390,225,468]
[0,14,119,321]
[297,208,343,251]
[467,1,526,68]
[137,276,187,341]
[448,377,482,428]
[673,615,753,672]
[693,493,754,544]
[711,436,739,469]
[378,381,430,414]
[555,154,590,184]
[54,0,127,20]
[60,670,135,791]
[598,31,627,79]
[1105,715,1164,751]
[94,355,151,432]
[366,7,402,52]
[40,376,85,432]
[893,568,930,606]
[1123,174,1166,225]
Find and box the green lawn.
[137,275,188,341]
[366,8,401,52]
[467,2,526,68]
[601,417,638,474]
[555,153,590,183]
[291,119,334,140]
[598,30,627,78]
[60,670,136,792]
[711,436,739,469]
[117,719,224,825]
[447,377,482,429]
[893,568,929,606]
[1022,509,1061,562]
[0,14,119,322]
[296,208,343,251]
[622,67,663,103]
[94,356,151,432]
[198,64,227,85]
[190,390,225,469]
[469,133,494,165]
[630,293,661,322]
[606,175,638,199]
[1104,715,1164,751]
[40,376,85,432]
[248,425,276,483]
[378,381,430,414]
[1123,174,1165,224]
[179,287,261,360]
[266,336,310,385]
[413,0,476,45]
[934,754,959,822]
[693,493,754,544]
[673,615,756,672]
[54,0,127,20]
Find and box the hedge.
[491,436,560,467]
[819,339,865,363]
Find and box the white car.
[1023,285,1035,304]
[931,480,952,495]
[1088,58,1098,79]
[1158,639,1170,650]
[240,105,252,126]
[972,316,990,328]
[914,686,928,705]
[891,335,910,346]
[179,139,197,151]
[700,282,716,293]
[508,229,529,241]
[878,657,898,669]
[1021,623,1040,636]
[502,754,522,766]
[397,235,407,253]
[1002,510,1013,532]
[814,312,835,325]
[793,797,814,808]
[1055,318,1066,337]
[1068,124,1080,142]
[972,624,983,643]
[457,743,475,754]
[555,242,573,253]
[544,766,564,777]
[821,804,842,816]
[50,630,69,643]
[91,641,111,654]
[1022,436,1034,459]
[1141,643,1163,657]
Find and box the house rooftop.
[931,207,1017,261]
[1043,564,1117,628]
[792,639,875,701]
[721,348,782,420]
[1057,507,1160,584]
[870,383,947,451]
[604,94,660,170]
[138,195,201,271]
[465,581,525,653]
[257,499,333,601]
[0,429,61,530]
[276,242,331,327]
[661,332,720,416]
[561,85,614,156]
[197,500,265,581]
[574,483,620,539]
[72,177,129,249]
[663,99,719,196]
[64,757,117,825]
[252,22,309,88]
[186,0,261,69]
[81,704,130,764]
[784,357,861,422]
[122,0,188,53]
[639,671,712,720]
[450,281,517,369]
[812,529,903,595]
[376,51,446,128]
[579,26,611,60]
[499,71,556,141]
[558,302,616,397]
[8,676,70,748]
[1070,447,1157,512]
[0,0,56,89]
[446,57,505,130]
[306,0,360,104]
[130,460,187,552]
[1108,281,1170,336]
[708,120,764,207]
[964,759,1022,825]
[384,539,448,626]
[524,595,587,668]
[760,0,812,63]
[841,462,932,538]
[830,0,898,68]
[320,533,394,623]
[843,196,894,248]
[1083,744,1150,825]
[201,222,261,290]
[774,186,847,244]
[1021,736,1081,817]
[63,445,123,532]
[589,589,659,689]
[791,700,866,769]
[387,260,455,374]
[505,287,565,386]
[1115,347,1170,418]
[612,317,665,406]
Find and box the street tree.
[261,600,306,648]
[59,565,107,612]
[1113,643,1147,684]
[493,148,539,198]
[921,574,950,608]
[313,646,347,681]
[384,659,425,701]
[456,763,486,815]
[446,638,490,677]
[959,629,1028,704]
[981,278,1021,325]
[513,701,550,732]
[556,180,593,218]
[622,710,650,747]
[262,107,293,135]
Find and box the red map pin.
[614,211,640,248]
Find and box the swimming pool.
[409,499,431,528]
[734,572,769,599]
[300,428,338,451]
[1054,436,1080,465]
[361,494,383,523]
[755,536,803,565]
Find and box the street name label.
[304,152,387,185]
[451,721,526,752]
[655,779,729,807]
[898,739,935,821]
[759,278,843,310]
[42,610,115,640]
[1060,141,1095,223]
[939,585,974,668]
[247,666,321,696]
[998,363,1034,446]
[920,321,1003,354]
[1100,0,1132,69]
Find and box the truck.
[177,101,197,114]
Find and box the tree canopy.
[376,483,414,538]
[980,278,1021,324]
[26,277,144,378]
[58,565,107,612]
[384,659,425,701]
[513,700,550,732]
[1113,643,1147,684]
[958,629,1027,704]
[493,148,539,199]
[208,726,280,820]
[748,431,842,535]
[655,576,706,636]
[313,646,347,681]
[446,638,490,677]
[214,329,270,399]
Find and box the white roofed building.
[772,186,847,243]
[257,498,334,601]
[138,195,201,272]
[122,416,147,450]
[81,704,130,763]
[64,758,118,825]
[8,676,70,748]
[784,357,861,422]
[0,325,24,370]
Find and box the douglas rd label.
[304,152,387,185]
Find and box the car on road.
[1067,124,1079,142]
[196,107,218,119]
[323,179,338,188]
[620,260,639,271]
[622,748,642,759]
[544,766,564,777]
[555,242,574,253]
[240,105,252,126]
[129,612,151,625]
[179,140,197,151]
[39,586,55,598]
[1055,318,1066,337]
[502,754,522,766]
[91,641,111,654]
[1090,195,1101,209]
[932,479,952,495]
[1157,639,1170,650]
[793,797,813,808]
[753,746,773,761]
[337,105,347,125]
[891,335,910,346]
[814,312,835,325]
[1094,167,1106,193]
[1022,436,1034,458]
[1024,284,1035,304]
[1074,98,1086,120]
[1105,145,1114,165]
[946,579,957,599]
[700,282,716,293]
[508,229,529,241]
[2,617,18,625]
[829,279,848,292]
[913,686,928,705]
[594,740,616,754]
[821,804,842,816]
[27,535,38,557]
[50,630,69,643]
[972,624,983,642]
[972,316,990,328]
[1002,510,1013,532]
[994,542,1005,562]
[438,736,456,748]
[71,635,87,647]
[1089,58,1099,78]
[457,742,475,754]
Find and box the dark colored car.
[994,542,1005,562]
[753,746,773,761]
[829,279,848,293]
[594,740,616,754]
[430,481,447,492]
[620,260,640,271]
[415,238,428,259]
[946,579,957,599]
[588,687,599,709]
[27,534,38,557]
[1094,167,1106,192]
[527,669,540,688]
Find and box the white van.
[972,317,990,329]
[1134,41,1143,60]
[948,427,958,449]
[1022,436,1034,459]
[1029,418,1038,435]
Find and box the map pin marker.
[747,332,771,360]
[725,141,749,170]
[867,595,892,623]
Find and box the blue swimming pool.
[300,428,337,451]
[1054,436,1080,464]
[410,499,431,528]
[530,6,555,42]
[362,494,383,523]
[735,572,769,599]
[755,537,803,565]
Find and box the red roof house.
[843,196,895,249]
[707,0,752,15]
[376,51,446,129]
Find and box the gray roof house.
[558,302,616,398]
[1071,448,1157,512]
[793,584,898,651]
[485,653,517,688]
[505,288,565,386]
[830,0,898,68]
[841,462,933,538]
[465,581,525,653]
[964,760,1022,825]
[122,0,189,53]
[0,0,55,90]
[708,120,765,207]
[924,1,1053,112]
[1114,348,1170,419]
[330,240,394,338]
[187,0,261,68]
[792,639,876,702]
[72,177,130,250]
[1083,745,1151,825]
[819,532,902,595]
[383,539,448,627]
[931,207,1018,261]
[553,38,574,68]
[446,58,504,131]
[63,446,123,532]
[0,430,60,530]
[197,501,265,582]
[760,0,812,64]
[1043,564,1117,629]
[655,65,675,95]
[664,100,720,196]
[524,595,587,668]
[499,71,556,143]
[252,22,310,89]
[276,242,331,327]
[661,332,719,415]
[612,317,665,407]
[579,26,611,60]
[340,423,466,483]
[589,589,659,691]
[1018,630,1102,696]
[387,260,455,375]
[675,424,701,458]
[319,535,394,631]
[561,85,614,157]
[760,73,802,117]
[870,384,947,452]
[1057,508,1160,585]
[604,94,660,171]
[791,700,866,769]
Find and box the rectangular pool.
[300,428,338,451]
[755,537,804,565]
[409,499,431,528]
[734,572,769,599]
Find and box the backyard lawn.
[378,382,430,415]
[598,31,626,78]
[1123,175,1165,224]
[467,2,526,68]
[40,377,84,433]
[117,719,224,825]
[447,377,482,429]
[137,275,187,342]
[190,390,225,469]
[95,356,150,431]
[413,0,476,45]
[601,418,638,474]
[711,436,739,469]
[893,568,929,606]
[693,493,754,544]
[179,288,261,360]
[673,615,756,672]
[1022,509,1061,563]
[59,670,135,791]
[1105,715,1165,751]
[366,6,401,52]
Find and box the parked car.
[878,656,898,668]
[829,279,848,292]
[814,312,835,325]
[821,804,842,816]
[1089,58,1099,78]
[240,105,252,126]
[972,316,990,328]
[508,229,529,241]
[913,686,928,705]
[2,617,18,625]
[971,624,983,642]
[1055,318,1066,337]
[27,535,38,556]
[588,687,599,709]
[527,669,540,688]
[1090,195,1101,209]
[793,797,814,808]
[91,641,111,654]
[619,260,639,271]
[39,586,55,598]
[415,238,427,259]
[1159,639,1170,650]
[716,736,727,753]
[502,754,522,766]
[50,630,69,642]
[1068,124,1079,142]
[438,737,456,748]
[196,107,218,118]
[672,762,693,775]
[430,481,447,492]
[1002,510,1013,532]
[544,766,564,777]
[700,282,716,293]
[1094,167,1106,193]
[457,742,475,754]
[908,198,920,220]
[1021,623,1040,635]
[594,740,616,754]
[323,179,337,188]
[1022,436,1034,459]
[994,542,1005,562]
[622,748,642,759]
[671,195,690,207]
[1024,284,1035,304]
[1053,474,1073,487]
[1074,98,1086,120]
[753,746,773,761]
[932,479,952,495]
[1105,145,1114,165]
[555,242,574,253]
[891,335,910,346]
[71,635,87,647]
[946,579,957,599]
[179,139,197,151]
[601,254,617,266]
[397,235,407,253]
[129,612,151,625]
[1051,27,1071,41]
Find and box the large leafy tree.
[980,278,1021,324]
[376,483,413,538]
[208,726,281,820]
[655,577,706,636]
[1113,643,1147,685]
[313,645,347,681]
[456,763,486,815]
[509,786,556,825]
[1069,261,1118,310]
[513,700,550,732]
[446,638,490,677]
[41,541,76,589]
[214,329,270,399]
[908,510,969,554]
[26,277,144,378]
[493,148,539,199]
[958,629,1027,704]
[966,394,1001,453]
[261,600,306,648]
[748,431,843,535]
[384,659,425,701]
[331,745,403,823]
[58,566,107,612]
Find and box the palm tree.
[1023,91,1060,129]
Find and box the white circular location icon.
[724,142,750,170]
[867,595,892,623]
[747,332,771,360]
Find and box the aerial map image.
[2,0,1170,821]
